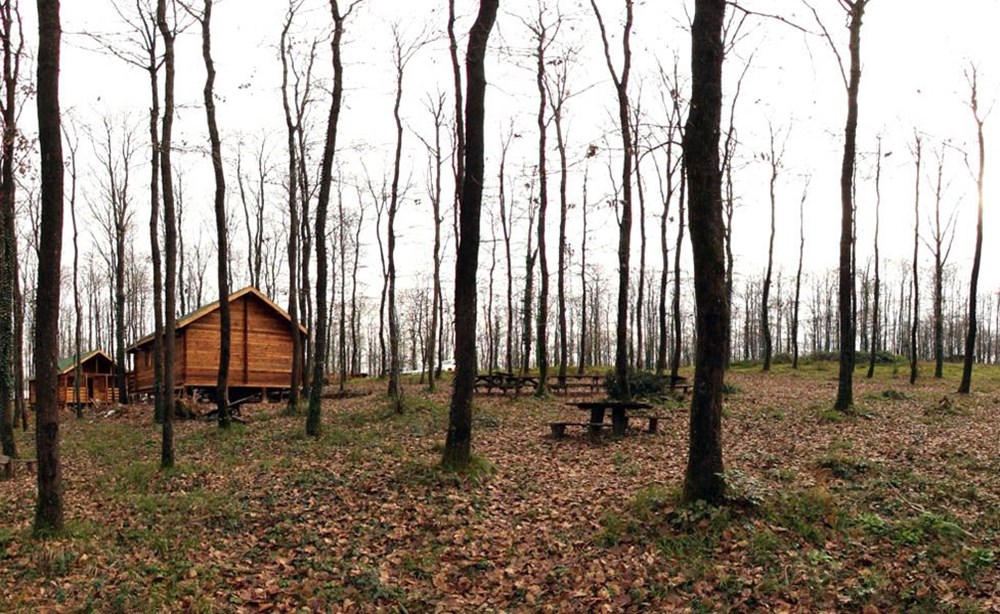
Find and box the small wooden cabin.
[127,286,306,401]
[28,349,121,408]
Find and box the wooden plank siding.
[126,287,303,397]
[29,350,122,408]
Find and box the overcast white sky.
[25,0,1000,308]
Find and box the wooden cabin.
[127,286,307,401]
[29,349,121,408]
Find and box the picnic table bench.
[549,400,658,438]
[1,454,37,476]
[664,374,691,393]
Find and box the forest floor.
[2,361,999,612]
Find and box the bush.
[603,368,665,399]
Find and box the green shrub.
[603,368,665,399]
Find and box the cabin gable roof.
[127,286,307,352]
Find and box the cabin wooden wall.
[183,294,295,389]
[129,293,296,394]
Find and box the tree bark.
[157,0,178,467]
[589,0,633,400]
[959,68,985,394]
[910,135,921,386]
[0,0,21,466]
[532,13,549,397]
[280,4,302,411]
[306,0,357,435]
[867,139,881,378]
[682,0,728,505]
[195,0,231,426]
[833,0,867,411]
[33,0,65,532]
[442,0,498,470]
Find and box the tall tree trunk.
[306,0,357,435]
[867,139,881,378]
[633,108,647,371]
[68,136,82,418]
[793,180,808,370]
[910,135,921,385]
[670,169,686,381]
[145,7,164,423]
[762,127,779,372]
[0,0,21,466]
[532,14,549,396]
[442,0,497,470]
[386,30,408,413]
[682,0,727,505]
[958,68,985,394]
[280,4,302,411]
[196,0,231,426]
[498,132,514,374]
[33,0,65,532]
[590,0,633,400]
[577,165,589,375]
[832,0,868,411]
[157,0,178,467]
[550,66,570,381]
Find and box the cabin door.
[88,377,96,403]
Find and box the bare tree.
[807,0,871,410]
[909,133,921,385]
[414,91,446,391]
[761,124,785,371]
[682,0,728,504]
[546,40,577,382]
[926,145,956,379]
[306,0,361,436]
[386,24,425,413]
[793,178,809,370]
[498,128,515,374]
[590,0,633,398]
[279,0,313,411]
[958,66,987,394]
[156,0,179,467]
[180,0,231,425]
[33,0,66,532]
[90,115,136,409]
[0,0,22,467]
[525,3,559,396]
[67,128,82,418]
[442,0,498,470]
[866,139,881,377]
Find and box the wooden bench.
[548,421,610,438]
[0,454,37,476]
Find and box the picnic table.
[547,373,603,395]
[474,372,539,396]
[549,400,655,438]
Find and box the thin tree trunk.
[0,0,21,465]
[793,180,808,370]
[196,0,231,426]
[590,0,633,400]
[832,0,868,411]
[910,135,921,385]
[306,0,357,435]
[157,0,178,467]
[762,127,779,371]
[532,15,549,396]
[280,4,302,411]
[442,0,497,470]
[959,68,985,394]
[867,139,881,378]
